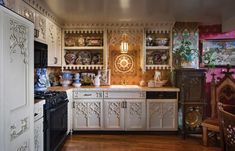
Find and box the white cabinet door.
[34,118,43,151]
[147,99,177,131]
[35,12,46,43]
[103,99,124,130]
[125,99,146,130]
[46,19,61,66]
[73,99,103,130]
[0,6,34,151]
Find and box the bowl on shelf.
[73,82,81,88]
[155,38,168,46]
[60,79,72,87]
[154,80,167,87]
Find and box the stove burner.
[34,91,68,109]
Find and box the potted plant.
[173,39,198,68]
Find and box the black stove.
[34,91,68,108]
[37,90,68,151]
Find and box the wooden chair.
[218,103,235,151]
[201,69,235,146]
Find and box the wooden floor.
[61,134,220,151]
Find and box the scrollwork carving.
[149,103,161,118]
[129,102,142,119]
[17,140,29,151]
[10,117,29,141]
[108,102,120,119]
[9,19,28,64]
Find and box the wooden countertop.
[47,85,180,92]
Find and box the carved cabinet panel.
[73,99,103,130]
[103,99,125,130]
[35,12,46,42]
[46,18,61,66]
[147,99,177,130]
[125,99,146,130]
[0,6,34,151]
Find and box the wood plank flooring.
[61,134,220,151]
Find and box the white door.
[0,6,34,151]
[73,99,103,130]
[125,99,146,130]
[103,99,124,130]
[34,118,43,151]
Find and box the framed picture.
[202,39,235,67]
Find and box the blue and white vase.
[34,68,50,91]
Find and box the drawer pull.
[84,94,92,96]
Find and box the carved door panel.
[55,25,62,66]
[104,99,124,130]
[46,18,56,66]
[125,99,146,130]
[73,99,103,130]
[147,100,177,130]
[34,118,43,151]
[35,12,46,42]
[1,6,34,151]
[162,102,177,129]
[184,74,204,102]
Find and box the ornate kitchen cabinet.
[141,23,174,71]
[46,18,62,66]
[174,69,206,138]
[146,91,178,131]
[62,29,107,70]
[73,91,103,130]
[0,5,34,151]
[103,91,146,131]
[34,12,46,43]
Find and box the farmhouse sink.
[110,85,141,89]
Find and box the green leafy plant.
[174,39,198,62]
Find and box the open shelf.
[63,65,103,70]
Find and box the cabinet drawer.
[146,91,177,99]
[104,91,146,99]
[73,91,103,99]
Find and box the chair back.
[211,74,235,119]
[218,103,235,151]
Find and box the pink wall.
[199,24,235,116]
[199,24,235,83]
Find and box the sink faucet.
[122,79,127,85]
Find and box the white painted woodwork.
[46,18,62,66]
[104,91,146,99]
[104,91,146,131]
[62,29,107,71]
[103,99,125,130]
[74,91,103,99]
[0,5,34,151]
[34,117,43,151]
[125,99,146,130]
[73,99,103,130]
[34,12,46,43]
[147,99,178,131]
[66,89,73,134]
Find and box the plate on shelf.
[78,51,91,65]
[65,36,76,47]
[64,52,77,65]
[152,51,162,64]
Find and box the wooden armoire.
[175,69,206,138]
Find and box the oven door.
[44,100,68,151]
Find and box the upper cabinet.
[34,12,46,43]
[46,18,62,67]
[62,29,107,70]
[143,30,172,70]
